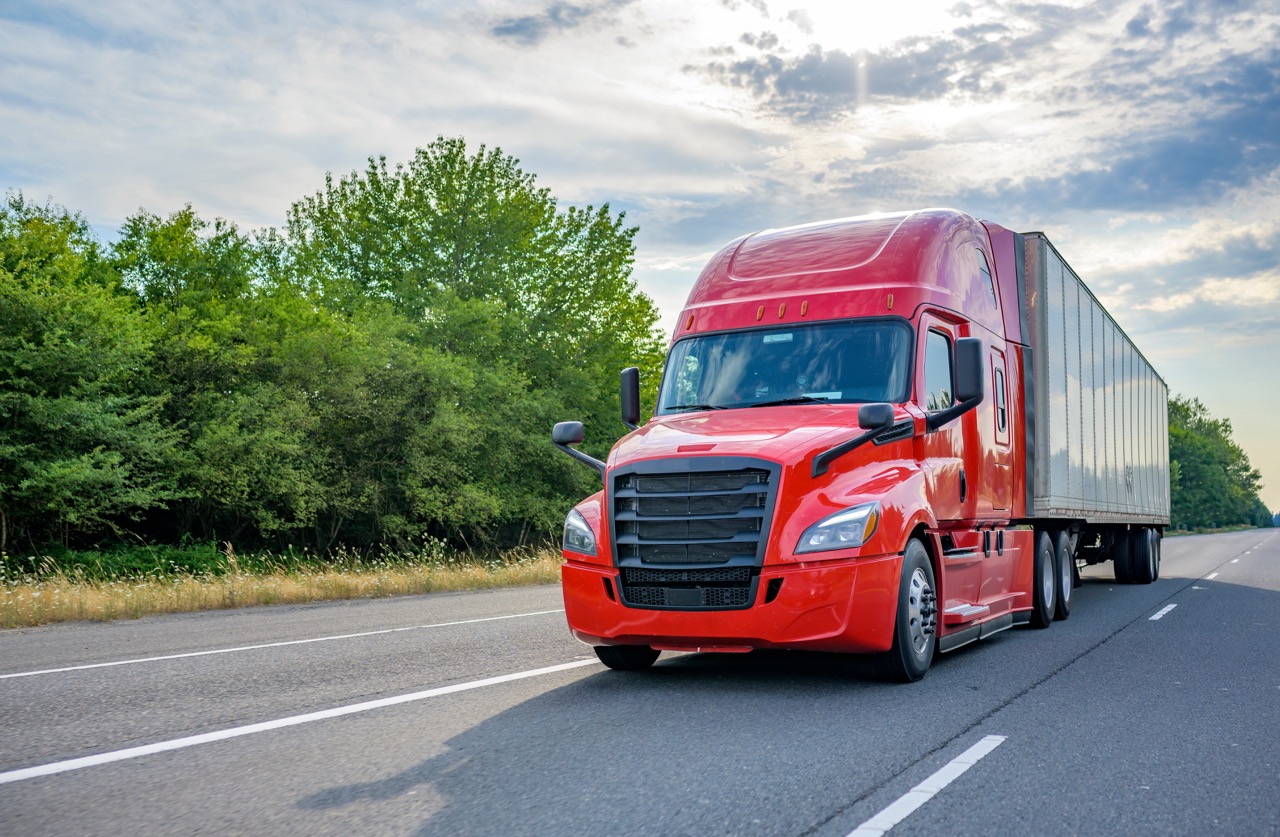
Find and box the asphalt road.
[1,530,1277,836]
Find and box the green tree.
[0,194,183,549]
[286,136,666,445]
[1169,395,1267,529]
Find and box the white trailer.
[1021,231,1169,581]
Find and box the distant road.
[2,531,1277,836]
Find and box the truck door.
[917,315,983,609]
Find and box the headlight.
[563,509,597,556]
[795,502,880,554]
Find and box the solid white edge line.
[847,735,1006,837]
[0,610,566,680]
[0,658,597,785]
[1149,604,1177,621]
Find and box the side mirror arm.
[552,421,605,478]
[812,403,896,478]
[924,395,982,432]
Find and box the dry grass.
[1,545,563,629]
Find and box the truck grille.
[610,460,778,610]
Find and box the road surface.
[1,530,1277,835]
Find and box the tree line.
[0,139,1271,556]
[1,137,665,554]
[1168,395,1272,530]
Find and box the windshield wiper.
[666,403,728,412]
[748,396,831,408]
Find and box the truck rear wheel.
[879,539,937,683]
[1030,531,1056,628]
[1131,527,1158,584]
[594,645,661,671]
[1053,530,1074,621]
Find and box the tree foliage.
[1169,395,1272,529]
[0,196,183,551]
[0,138,666,552]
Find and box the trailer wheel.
[1053,530,1074,621]
[1112,531,1135,584]
[1030,531,1056,628]
[594,645,661,671]
[879,539,937,683]
[1131,527,1158,584]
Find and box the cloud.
[490,1,631,46]
[966,50,1280,212]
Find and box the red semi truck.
[552,208,1170,681]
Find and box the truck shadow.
[293,644,996,835]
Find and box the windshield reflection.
[657,320,913,414]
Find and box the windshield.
[657,319,913,414]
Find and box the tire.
[879,539,938,683]
[1131,527,1157,584]
[1030,531,1056,628]
[594,645,660,671]
[1053,530,1074,621]
[1112,530,1135,584]
[1153,530,1161,581]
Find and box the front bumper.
[561,554,901,654]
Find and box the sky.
[2,0,1278,512]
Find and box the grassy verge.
[1,542,563,629]
[1164,524,1264,537]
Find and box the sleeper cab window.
[923,331,954,412]
[995,367,1007,432]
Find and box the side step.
[938,612,1015,653]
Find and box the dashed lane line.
[847,735,1007,837]
[1149,604,1178,621]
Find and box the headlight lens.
[795,502,880,554]
[563,509,597,556]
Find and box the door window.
[923,331,954,412]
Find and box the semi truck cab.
[553,208,1168,681]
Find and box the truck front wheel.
[594,645,661,671]
[879,539,937,682]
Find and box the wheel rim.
[906,567,936,657]
[1042,544,1056,608]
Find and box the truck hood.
[611,407,871,469]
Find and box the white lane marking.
[0,610,566,680]
[1150,604,1177,621]
[0,658,597,785]
[1231,559,1240,563]
[1206,573,1219,580]
[847,735,1006,837]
